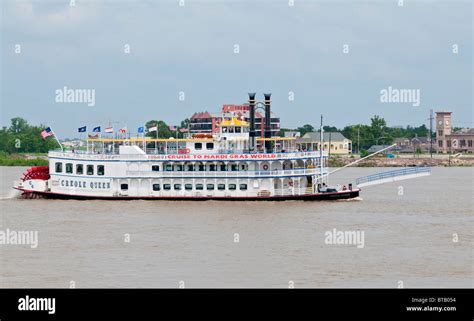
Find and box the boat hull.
[14,187,360,201]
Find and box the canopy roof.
[219,117,249,127]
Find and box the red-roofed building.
[190,104,280,136]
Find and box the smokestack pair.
[248,93,272,152]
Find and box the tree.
[296,124,314,136]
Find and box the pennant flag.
[105,127,113,133]
[119,127,127,134]
[169,125,177,131]
[92,126,101,133]
[78,126,87,133]
[148,126,158,132]
[41,127,54,139]
[138,127,145,133]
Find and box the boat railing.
[49,150,325,160]
[125,168,327,178]
[355,167,431,186]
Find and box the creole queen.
[14,93,359,201]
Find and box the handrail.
[125,168,327,178]
[356,167,431,185]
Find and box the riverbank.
[329,154,474,167]
[0,153,48,166]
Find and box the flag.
[105,127,113,133]
[138,127,145,133]
[148,126,158,132]
[41,127,54,139]
[78,126,87,133]
[88,134,99,139]
[179,128,189,133]
[92,126,101,133]
[169,125,177,131]
[119,127,127,134]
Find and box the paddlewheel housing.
[21,166,50,181]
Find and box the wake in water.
[0,189,21,200]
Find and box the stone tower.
[435,111,452,153]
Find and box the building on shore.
[190,104,280,137]
[393,136,432,153]
[296,132,352,155]
[435,111,474,153]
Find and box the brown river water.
[0,166,472,288]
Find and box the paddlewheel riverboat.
[14,94,360,200]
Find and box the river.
[0,166,472,288]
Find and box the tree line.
[280,115,431,151]
[1,116,431,154]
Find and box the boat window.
[176,164,183,171]
[209,164,216,171]
[231,164,238,171]
[218,184,225,190]
[55,162,63,173]
[196,184,204,190]
[198,164,205,171]
[152,165,160,171]
[163,184,171,190]
[76,164,83,175]
[240,184,248,191]
[206,143,214,150]
[206,184,215,190]
[235,127,241,133]
[195,143,202,150]
[241,164,246,170]
[121,184,128,190]
[220,163,226,171]
[153,184,160,191]
[65,163,73,174]
[97,165,105,176]
[187,164,194,171]
[87,165,94,175]
[165,164,174,171]
[174,184,182,190]
[185,184,193,190]
[228,184,237,190]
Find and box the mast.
[320,115,324,184]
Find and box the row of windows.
[439,140,473,148]
[152,163,248,172]
[120,183,248,191]
[55,162,105,176]
[194,142,214,150]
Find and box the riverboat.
[13,94,360,200]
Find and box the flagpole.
[49,127,64,151]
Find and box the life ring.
[262,164,269,170]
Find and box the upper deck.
[51,136,327,162]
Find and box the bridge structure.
[356,167,431,188]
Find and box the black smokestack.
[264,93,272,152]
[248,93,256,152]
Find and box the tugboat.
[13,94,360,200]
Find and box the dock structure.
[356,167,431,188]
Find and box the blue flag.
[93,126,101,133]
[78,126,87,133]
[138,126,144,133]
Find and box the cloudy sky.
[1,0,472,138]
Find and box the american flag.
[169,125,177,131]
[119,128,127,134]
[41,127,54,139]
[179,128,189,133]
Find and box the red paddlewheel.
[21,192,43,199]
[21,166,50,181]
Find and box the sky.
[1,0,472,138]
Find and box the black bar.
[0,289,472,321]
